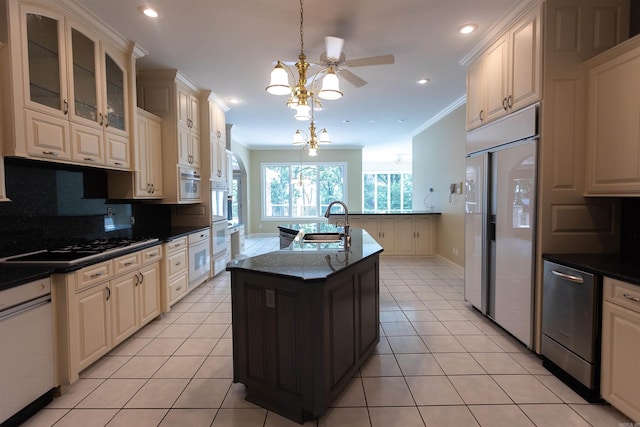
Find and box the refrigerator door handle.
[489,215,497,241]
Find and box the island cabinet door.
[230,272,314,417]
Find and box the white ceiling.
[75,0,521,161]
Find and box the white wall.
[412,105,466,266]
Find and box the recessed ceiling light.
[417,77,430,85]
[228,97,240,104]
[459,23,478,34]
[342,119,350,124]
[138,6,159,18]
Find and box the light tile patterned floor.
[24,235,632,426]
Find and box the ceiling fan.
[316,36,395,87]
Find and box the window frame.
[362,171,413,213]
[261,161,348,221]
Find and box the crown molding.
[410,95,466,137]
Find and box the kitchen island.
[226,227,383,423]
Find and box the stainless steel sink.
[301,232,343,243]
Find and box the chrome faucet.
[324,200,350,246]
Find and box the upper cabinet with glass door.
[0,0,135,169]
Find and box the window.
[363,173,412,212]
[262,163,347,219]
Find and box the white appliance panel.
[464,154,486,312]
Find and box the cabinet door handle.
[124,261,134,266]
[42,151,59,157]
[114,162,123,166]
[479,109,484,122]
[507,95,513,109]
[139,272,144,284]
[104,116,109,128]
[90,271,105,279]
[63,99,69,115]
[502,97,508,111]
[83,157,97,162]
[99,112,104,126]
[148,252,157,258]
[175,261,181,266]
[176,286,182,291]
[623,293,640,302]
[106,286,111,301]
[134,273,140,286]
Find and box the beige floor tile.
[111,356,168,378]
[154,311,184,324]
[569,403,633,425]
[190,323,230,339]
[449,375,512,404]
[395,354,444,376]
[418,405,479,426]
[198,294,229,303]
[471,319,509,335]
[153,355,206,378]
[79,355,131,379]
[174,338,219,356]
[47,379,104,409]
[411,321,450,336]
[137,338,184,356]
[433,353,485,375]
[422,300,455,310]
[362,377,415,406]
[471,352,528,374]
[213,302,232,313]
[43,408,118,427]
[211,408,267,426]
[397,301,428,311]
[421,335,466,353]
[166,301,194,313]
[386,336,429,354]
[77,379,146,408]
[156,323,199,339]
[468,405,534,427]
[534,375,588,404]
[190,302,221,313]
[380,300,402,311]
[489,334,529,353]
[173,312,210,324]
[456,335,504,352]
[221,382,261,409]
[432,309,468,321]
[264,411,318,426]
[331,377,367,407]
[519,404,591,426]
[173,378,231,408]
[195,355,234,378]
[108,337,152,356]
[509,352,551,375]
[205,312,233,324]
[360,354,402,377]
[159,408,218,427]
[125,378,189,408]
[441,320,484,335]
[20,408,68,427]
[211,338,233,356]
[132,322,168,338]
[368,406,424,427]
[380,322,417,336]
[106,408,167,426]
[492,375,562,404]
[379,311,409,322]
[405,376,463,406]
[415,291,444,301]
[402,310,438,322]
[372,336,393,354]
[390,292,419,302]
[318,407,370,427]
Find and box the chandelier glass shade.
[266,0,343,120]
[293,119,330,157]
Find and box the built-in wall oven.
[179,167,201,202]
[188,229,210,288]
[212,219,229,276]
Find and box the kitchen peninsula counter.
[226,228,382,422]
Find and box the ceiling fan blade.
[346,54,395,67]
[325,36,345,61]
[338,69,367,87]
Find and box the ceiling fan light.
[318,71,343,100]
[266,63,292,95]
[318,128,331,144]
[293,130,305,144]
[294,103,311,121]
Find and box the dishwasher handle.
[0,294,51,321]
[551,269,584,284]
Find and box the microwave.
[179,167,201,202]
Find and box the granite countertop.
[0,265,55,291]
[227,228,383,281]
[543,253,640,286]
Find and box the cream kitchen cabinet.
[466,3,541,129]
[601,277,640,421]
[107,108,163,199]
[398,216,436,256]
[208,99,227,182]
[364,216,399,254]
[137,69,203,203]
[161,236,188,311]
[584,35,640,196]
[0,0,134,169]
[55,245,162,385]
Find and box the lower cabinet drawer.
[168,250,187,277]
[604,277,640,314]
[168,272,188,304]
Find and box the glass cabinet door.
[70,28,99,125]
[104,52,126,132]
[24,11,67,114]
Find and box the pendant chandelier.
[266,0,343,121]
[293,104,331,156]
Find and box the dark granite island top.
[226,228,382,423]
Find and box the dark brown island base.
[226,227,383,423]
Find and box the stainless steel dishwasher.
[0,277,55,426]
[541,260,600,401]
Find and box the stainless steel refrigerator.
[464,104,538,349]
